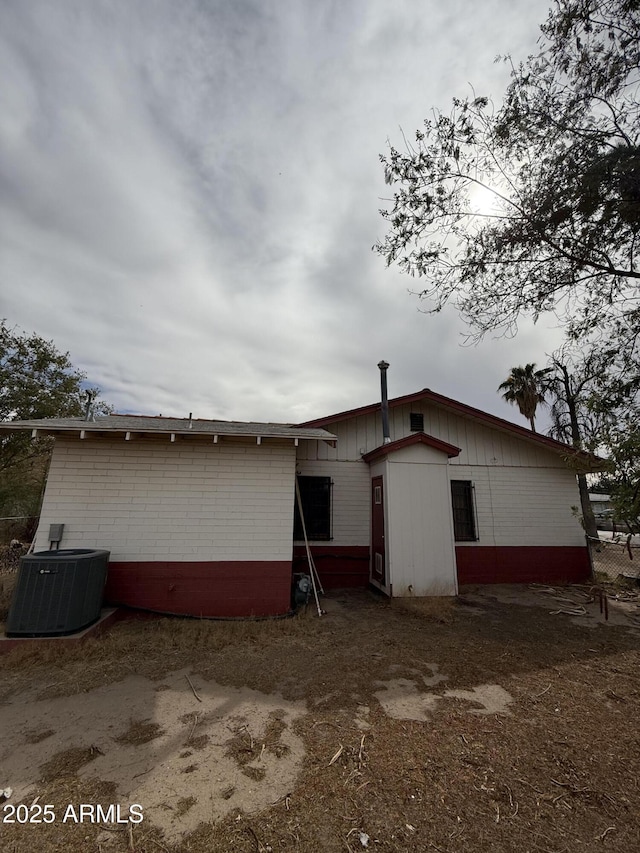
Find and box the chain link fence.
[588,534,639,583]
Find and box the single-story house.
[294,383,600,594]
[1,379,600,617]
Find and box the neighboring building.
[589,493,630,533]
[0,383,600,617]
[589,493,613,519]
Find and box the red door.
[371,476,386,586]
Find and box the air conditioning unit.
[6,549,110,637]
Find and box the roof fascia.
[300,388,602,468]
[0,421,336,445]
[362,431,461,463]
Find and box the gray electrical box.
[49,523,65,542]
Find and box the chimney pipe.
[84,389,97,422]
[378,360,391,444]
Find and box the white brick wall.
[36,438,297,561]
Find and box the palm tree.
[498,364,550,432]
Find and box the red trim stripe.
[105,560,292,618]
[455,545,591,585]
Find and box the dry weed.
[392,595,457,623]
[0,570,17,622]
[24,727,55,744]
[39,745,103,782]
[175,795,197,817]
[0,608,320,702]
[3,589,640,853]
[114,718,165,746]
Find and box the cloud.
[1,0,559,427]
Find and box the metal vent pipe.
[378,360,391,444]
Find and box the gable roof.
[362,432,461,463]
[0,414,336,444]
[299,387,603,469]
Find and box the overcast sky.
[1,0,562,428]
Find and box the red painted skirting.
[455,545,592,585]
[104,561,292,618]
[293,545,370,589]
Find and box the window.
[409,412,424,432]
[294,476,332,540]
[450,480,477,541]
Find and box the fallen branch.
[245,824,266,852]
[550,779,617,806]
[358,735,366,768]
[185,675,202,702]
[597,825,616,842]
[549,606,587,616]
[329,745,344,766]
[188,712,200,741]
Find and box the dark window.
[294,476,332,540]
[450,480,477,541]
[409,412,424,432]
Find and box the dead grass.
[175,796,197,817]
[392,594,457,623]
[0,608,319,702]
[2,589,640,852]
[39,745,104,782]
[24,727,55,744]
[0,569,17,622]
[114,719,165,746]
[0,544,27,621]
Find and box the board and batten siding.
[382,444,458,596]
[298,404,568,469]
[36,437,297,561]
[296,403,589,588]
[297,405,583,549]
[452,464,584,548]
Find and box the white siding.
[386,453,458,596]
[296,403,584,554]
[299,403,567,469]
[36,437,297,561]
[451,464,584,547]
[295,459,370,545]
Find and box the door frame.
[370,475,387,590]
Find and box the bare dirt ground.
[1,572,640,853]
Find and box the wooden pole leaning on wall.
[294,475,325,616]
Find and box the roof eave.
[299,388,605,468]
[0,421,336,444]
[362,432,461,463]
